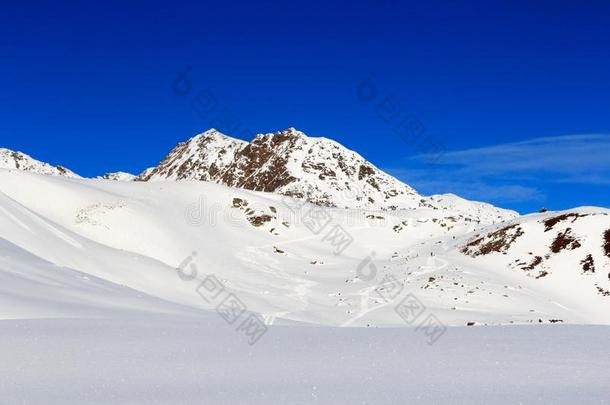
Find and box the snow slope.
[456,208,610,322]
[1,169,608,326]
[97,171,136,181]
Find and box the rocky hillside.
[0,148,80,178]
[459,207,610,304]
[137,128,517,224]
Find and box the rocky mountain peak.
[136,128,517,224]
[0,148,80,178]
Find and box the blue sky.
[1,0,609,213]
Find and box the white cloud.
[387,168,544,204]
[388,134,610,207]
[416,134,610,182]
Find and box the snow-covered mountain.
[1,141,609,403]
[97,172,136,181]
[0,129,516,226]
[457,208,610,320]
[137,129,247,183]
[0,148,80,178]
[137,128,420,209]
[1,131,607,327]
[137,128,517,224]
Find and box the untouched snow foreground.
[1,316,609,404]
[1,167,610,403]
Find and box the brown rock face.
[604,230,610,258]
[220,131,300,192]
[461,224,525,257]
[550,228,582,254]
[543,213,588,232]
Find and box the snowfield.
[1,169,608,326]
[0,147,609,403]
[1,316,609,404]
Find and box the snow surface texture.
[1,317,608,404]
